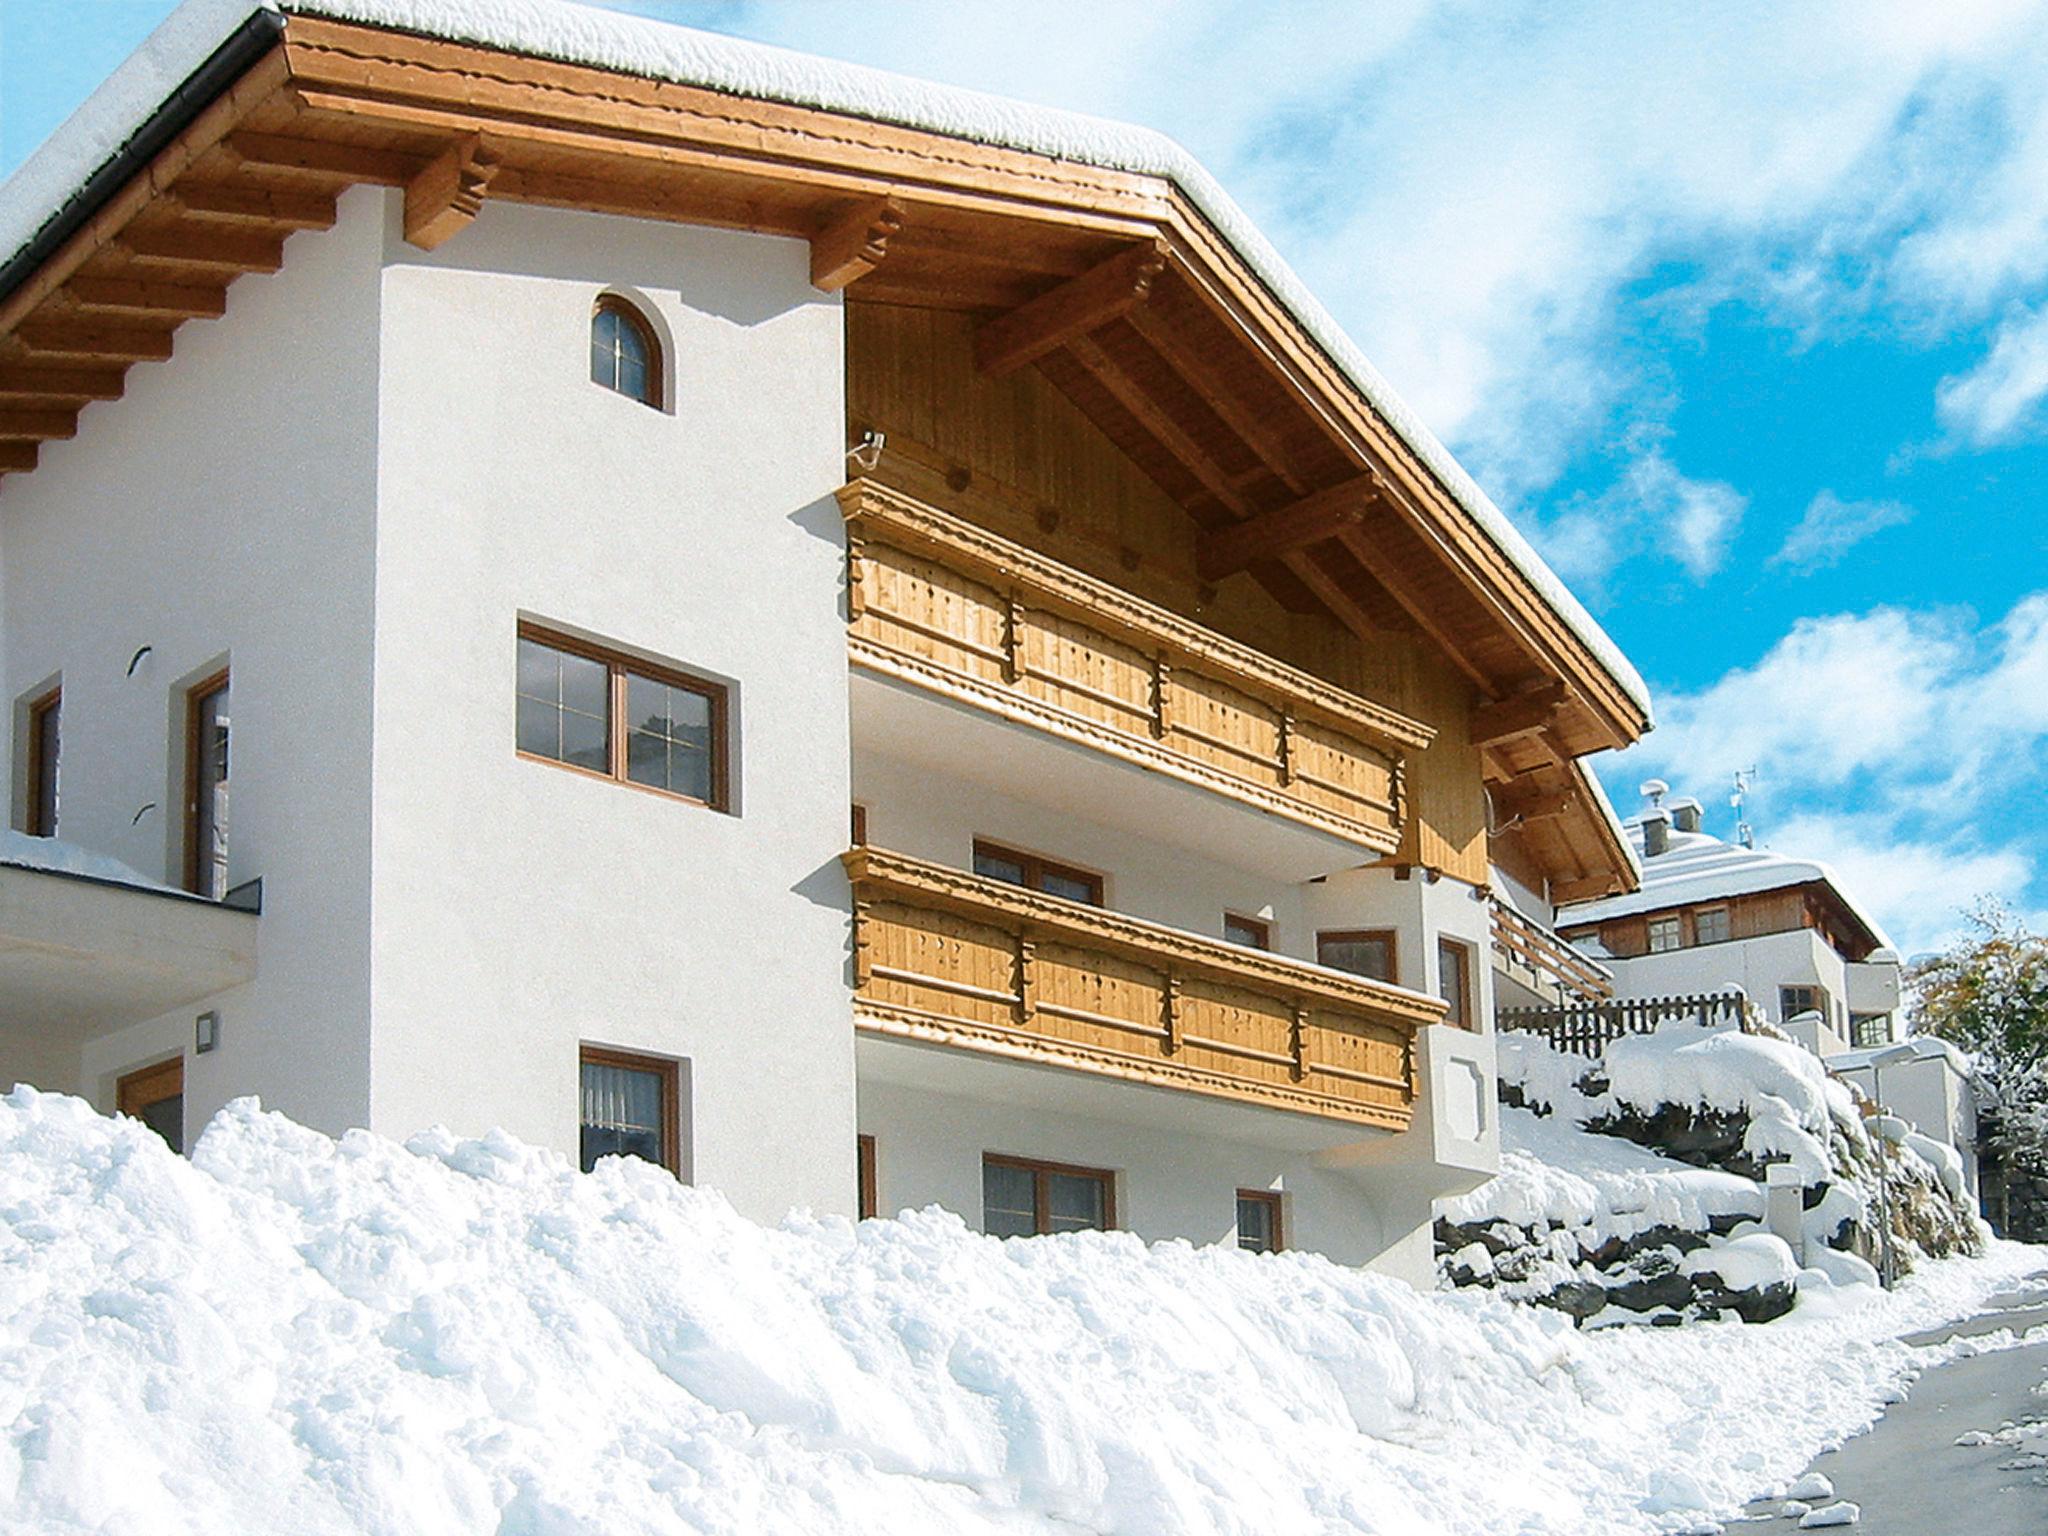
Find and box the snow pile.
[0,828,176,892]
[0,1087,2040,1535]
[1442,1024,1984,1323]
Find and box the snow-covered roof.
[0,0,1650,723]
[1829,1036,1972,1079]
[1558,817,1896,953]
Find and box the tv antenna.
[1729,768,1759,849]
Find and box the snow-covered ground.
[0,1089,2039,1534]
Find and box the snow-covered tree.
[1911,901,2048,1233]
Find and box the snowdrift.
[0,1088,2039,1534]
[1439,1025,1982,1325]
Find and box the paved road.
[1741,1277,2048,1533]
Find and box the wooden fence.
[1496,991,1751,1057]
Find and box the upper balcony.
[841,479,1435,873]
[1490,894,1614,1011]
[844,844,1442,1131]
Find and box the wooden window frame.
[117,1057,183,1151]
[518,622,730,813]
[982,1152,1117,1235]
[591,293,664,410]
[1779,985,1825,1022]
[857,1133,878,1219]
[1437,935,1474,1029]
[1317,927,1399,985]
[1223,912,1271,950]
[851,802,868,846]
[183,668,230,896]
[1646,914,1683,953]
[578,1043,683,1176]
[970,838,1104,906]
[23,685,59,837]
[1236,1188,1284,1253]
[1693,905,1731,946]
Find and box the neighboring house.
[1829,1037,1981,1200]
[0,0,1651,1283]
[1557,783,1903,1057]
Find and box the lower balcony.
[843,845,1440,1131]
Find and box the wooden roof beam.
[975,241,1167,377]
[0,366,126,402]
[167,183,339,229]
[1196,474,1380,581]
[403,133,502,250]
[1492,783,1576,827]
[1333,526,1496,694]
[123,226,286,272]
[12,324,174,363]
[1471,680,1567,748]
[1126,304,1306,492]
[223,131,421,184]
[0,443,37,474]
[66,278,228,320]
[1063,333,1251,518]
[0,409,79,442]
[811,196,905,292]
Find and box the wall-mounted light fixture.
[194,1010,220,1054]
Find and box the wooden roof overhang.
[1488,757,1638,906]
[0,14,1650,798]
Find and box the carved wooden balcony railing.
[1489,896,1615,1005]
[844,845,1440,1130]
[840,479,1435,855]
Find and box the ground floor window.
[579,1045,681,1175]
[982,1153,1114,1237]
[1849,1012,1891,1049]
[117,1058,183,1154]
[1236,1188,1283,1253]
[857,1133,877,1219]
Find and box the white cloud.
[1533,450,1746,589]
[1760,812,2030,957]
[1934,304,2048,445]
[1769,490,1915,572]
[1609,591,2048,956]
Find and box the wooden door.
[117,1058,184,1154]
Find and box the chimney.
[1670,796,1702,834]
[1641,805,1671,858]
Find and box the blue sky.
[5,0,2047,953]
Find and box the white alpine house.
[0,0,1658,1282]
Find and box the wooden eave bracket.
[404,133,502,250]
[811,196,905,292]
[1492,785,1577,827]
[975,239,1168,376]
[1197,473,1382,582]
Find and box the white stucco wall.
[858,1069,1425,1273]
[1834,1055,1979,1196]
[1304,865,1496,1028]
[364,196,856,1222]
[0,186,386,1141]
[1604,927,1849,1028]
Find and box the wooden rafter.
[123,226,286,272]
[0,366,125,402]
[1334,525,1496,694]
[403,133,502,250]
[66,278,228,320]
[223,131,420,184]
[12,324,174,362]
[1195,474,1379,581]
[0,444,36,473]
[166,183,339,228]
[811,196,905,292]
[975,241,1167,377]
[0,409,79,441]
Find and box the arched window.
[590,295,661,408]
